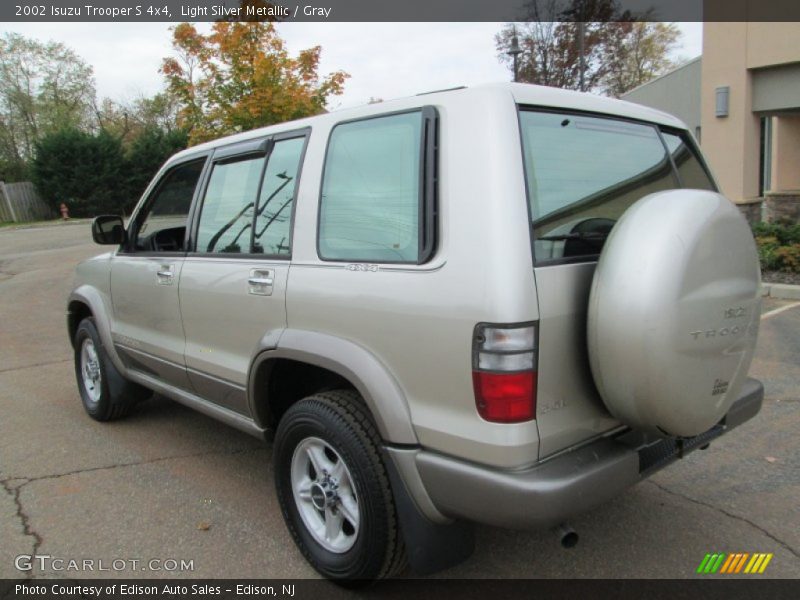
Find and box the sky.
[0,22,703,110]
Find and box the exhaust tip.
[560,530,579,548]
[552,522,579,549]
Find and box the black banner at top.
[3,0,800,22]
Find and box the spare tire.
[587,190,761,437]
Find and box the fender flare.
[67,286,127,376]
[248,329,418,445]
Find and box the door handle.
[248,269,274,296]
[248,277,274,286]
[156,265,174,285]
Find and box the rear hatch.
[518,106,719,458]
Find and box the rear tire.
[73,318,150,421]
[274,390,406,582]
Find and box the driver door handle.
[156,265,174,285]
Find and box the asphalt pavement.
[1,222,798,580]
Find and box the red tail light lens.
[472,322,538,423]
[473,371,536,423]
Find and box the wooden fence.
[0,181,54,223]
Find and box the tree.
[32,128,125,217]
[0,33,95,179]
[92,92,184,147]
[124,126,189,212]
[600,22,679,97]
[495,1,680,97]
[161,22,349,144]
[496,20,608,91]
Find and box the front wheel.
[73,318,149,421]
[273,390,406,582]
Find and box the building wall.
[752,62,800,113]
[701,22,762,205]
[746,23,800,69]
[702,21,800,207]
[620,58,702,136]
[615,16,800,219]
[771,116,800,192]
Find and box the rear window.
[520,109,715,263]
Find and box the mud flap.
[383,449,475,575]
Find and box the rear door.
[110,157,207,390]
[179,131,308,415]
[518,108,716,457]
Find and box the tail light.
[472,322,538,423]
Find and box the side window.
[662,132,716,191]
[133,159,205,252]
[319,111,424,263]
[253,137,305,256]
[195,155,265,254]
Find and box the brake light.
[472,323,538,423]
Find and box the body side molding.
[127,370,266,438]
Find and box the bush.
[32,128,125,217]
[752,221,800,245]
[31,125,188,218]
[775,244,800,273]
[752,222,800,274]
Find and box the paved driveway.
[1,223,798,579]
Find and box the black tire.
[274,390,406,582]
[73,317,150,421]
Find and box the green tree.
[124,126,189,212]
[32,128,125,217]
[161,21,349,144]
[0,33,95,179]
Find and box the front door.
[179,132,308,415]
[110,157,207,390]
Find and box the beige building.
[622,21,800,224]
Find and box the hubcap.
[290,437,360,553]
[80,339,102,404]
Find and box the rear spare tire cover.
[587,190,761,437]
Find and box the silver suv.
[68,83,764,581]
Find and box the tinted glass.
[319,112,422,262]
[662,132,715,191]
[520,111,679,261]
[253,137,305,256]
[135,159,205,252]
[196,156,265,254]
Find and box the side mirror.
[92,215,126,245]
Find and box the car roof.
[170,81,687,162]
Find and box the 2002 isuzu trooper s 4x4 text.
[68,82,764,581]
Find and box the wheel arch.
[248,330,418,445]
[67,286,127,375]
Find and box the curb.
[761,282,800,300]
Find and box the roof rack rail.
[416,86,467,96]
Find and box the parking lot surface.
[1,223,798,579]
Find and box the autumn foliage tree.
[161,22,349,144]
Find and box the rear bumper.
[413,378,764,529]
